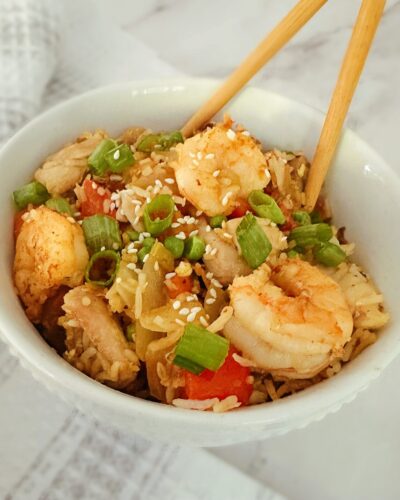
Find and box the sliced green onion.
[288,223,333,249]
[136,131,183,153]
[45,197,73,216]
[88,139,117,176]
[173,323,230,374]
[85,249,120,287]
[142,237,156,249]
[82,214,122,254]
[143,194,175,236]
[104,144,135,173]
[248,190,285,224]
[292,210,311,226]
[314,242,346,267]
[124,229,140,243]
[13,181,50,210]
[164,236,184,258]
[287,249,300,258]
[209,214,227,228]
[184,236,206,261]
[126,324,135,342]
[310,210,323,223]
[138,246,151,264]
[236,214,272,269]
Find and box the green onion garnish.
[45,197,73,216]
[314,242,346,267]
[85,249,120,287]
[88,139,117,176]
[82,214,122,254]
[287,249,300,258]
[173,324,230,374]
[124,229,140,242]
[248,190,285,224]
[104,144,135,173]
[138,246,150,264]
[164,236,184,258]
[142,237,156,249]
[209,214,227,228]
[236,214,272,269]
[126,324,135,342]
[136,131,183,153]
[310,210,323,223]
[292,210,311,226]
[184,236,206,261]
[143,194,175,236]
[288,223,332,249]
[13,181,50,210]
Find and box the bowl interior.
[1,79,399,445]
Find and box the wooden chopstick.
[181,0,327,138]
[305,0,386,211]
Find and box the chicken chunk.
[14,206,89,322]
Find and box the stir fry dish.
[12,117,389,412]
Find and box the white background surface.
[2,1,400,499]
[106,1,400,499]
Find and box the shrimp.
[224,259,353,378]
[60,285,139,389]
[14,207,89,322]
[172,122,269,216]
[198,216,287,285]
[34,130,107,194]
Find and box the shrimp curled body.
[224,258,353,378]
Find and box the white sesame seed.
[213,170,220,178]
[153,186,161,195]
[74,212,81,217]
[186,295,196,302]
[92,182,97,189]
[142,254,149,263]
[211,278,223,288]
[171,222,181,228]
[67,217,76,224]
[189,152,195,158]
[191,307,202,314]
[133,216,140,225]
[195,210,203,216]
[116,277,122,284]
[112,242,119,250]
[197,152,203,160]
[175,319,186,326]
[200,317,209,327]
[81,296,91,306]
[134,204,141,215]
[210,288,217,298]
[242,130,250,136]
[187,217,196,224]
[127,248,138,254]
[192,159,200,166]
[110,192,120,201]
[131,199,142,205]
[179,308,190,316]
[205,244,212,254]
[101,246,106,251]
[175,232,186,240]
[205,153,215,160]
[205,298,216,305]
[142,232,151,238]
[187,312,197,322]
[264,168,271,180]
[110,202,116,211]
[165,272,177,280]
[127,263,136,270]
[165,178,175,184]
[223,232,233,239]
[206,272,213,280]
[97,187,106,196]
[205,225,211,232]
[154,261,160,271]
[226,129,236,141]
[155,179,163,188]
[189,230,199,237]
[172,300,181,310]
[210,248,218,256]
[109,174,123,182]
[221,191,233,206]
[113,149,120,160]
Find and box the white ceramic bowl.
[1,79,399,447]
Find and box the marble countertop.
[102,1,400,499]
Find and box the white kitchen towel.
[0,1,286,499]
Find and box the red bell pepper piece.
[184,347,253,404]
[166,275,194,299]
[229,198,251,219]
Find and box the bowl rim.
[1,77,399,428]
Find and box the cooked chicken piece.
[14,207,88,322]
[61,285,140,389]
[34,130,107,194]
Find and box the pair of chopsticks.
[181,0,386,210]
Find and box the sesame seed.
[97,187,106,196]
[187,312,197,322]
[197,152,203,160]
[210,248,218,256]
[110,192,120,201]
[131,199,142,205]
[116,277,122,284]
[223,232,233,239]
[191,306,202,314]
[205,225,211,232]
[113,149,121,160]
[154,261,160,271]
[81,296,91,306]
[206,272,213,280]
[127,248,137,254]
[192,159,200,166]
[175,319,186,326]
[133,216,140,225]
[92,182,97,189]
[142,232,151,238]
[112,242,120,250]
[171,222,181,228]
[110,202,116,211]
[189,152,195,158]
[205,244,212,254]
[264,168,271,180]
[211,278,223,288]
[186,295,196,302]
[210,288,217,298]
[101,246,106,251]
[189,230,199,237]
[242,130,250,136]
[127,263,136,270]
[153,186,161,195]
[165,178,175,184]
[110,174,123,182]
[67,217,76,224]
[205,153,215,160]
[205,298,215,305]
[172,300,181,310]
[226,129,236,141]
[200,317,209,327]
[142,254,149,263]
[221,191,233,206]
[74,212,81,217]
[179,308,190,316]
[155,179,162,188]
[134,204,141,215]
[195,210,203,216]
[213,170,220,177]
[165,272,177,280]
[175,232,186,240]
